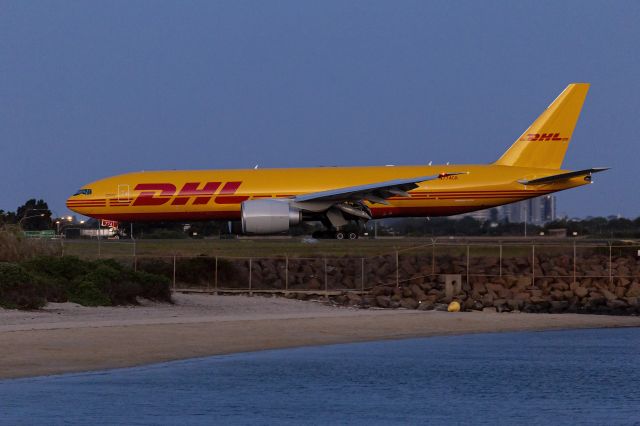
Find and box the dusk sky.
[2,1,639,218]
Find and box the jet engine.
[241,199,302,234]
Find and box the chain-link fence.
[55,241,640,294]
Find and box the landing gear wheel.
[348,232,358,240]
[335,232,345,240]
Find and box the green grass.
[58,238,432,258]
[52,237,635,260]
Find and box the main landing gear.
[312,230,359,240]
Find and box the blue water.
[1,328,640,426]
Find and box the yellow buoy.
[447,301,461,312]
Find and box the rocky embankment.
[161,250,640,314]
[290,253,640,315]
[321,275,640,315]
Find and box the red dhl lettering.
[132,182,249,206]
[171,182,221,205]
[519,133,568,142]
[215,181,248,204]
[132,183,176,206]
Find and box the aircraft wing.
[295,173,465,205]
[518,167,609,185]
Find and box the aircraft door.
[117,184,130,201]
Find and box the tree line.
[0,199,53,231]
[380,216,640,238]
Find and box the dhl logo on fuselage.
[519,133,569,142]
[132,182,249,206]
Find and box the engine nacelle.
[241,199,302,234]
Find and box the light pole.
[17,208,50,230]
[19,213,45,230]
[55,216,74,235]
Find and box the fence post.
[324,258,328,296]
[133,239,137,272]
[466,245,470,287]
[285,256,289,293]
[499,244,503,277]
[573,241,578,285]
[531,245,535,286]
[609,243,613,286]
[172,255,176,290]
[431,242,435,276]
[249,258,253,296]
[214,256,218,294]
[395,250,399,288]
[205,256,210,293]
[361,257,365,292]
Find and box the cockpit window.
[73,189,92,196]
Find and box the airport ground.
[2,293,640,380]
[55,235,638,259]
[59,236,429,258]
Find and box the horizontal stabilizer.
[518,167,609,185]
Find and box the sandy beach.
[2,293,639,380]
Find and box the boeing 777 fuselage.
[67,83,607,238]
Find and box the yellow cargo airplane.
[68,83,606,239]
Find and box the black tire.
[335,232,345,240]
[348,232,358,240]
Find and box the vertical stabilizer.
[494,83,589,169]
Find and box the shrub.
[14,256,173,309]
[0,227,61,262]
[133,271,172,302]
[22,255,94,302]
[23,255,92,282]
[67,278,111,306]
[0,262,46,309]
[136,258,174,280]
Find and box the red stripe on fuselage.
[89,211,242,221]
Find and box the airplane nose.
[66,195,96,214]
[66,191,107,217]
[66,196,82,214]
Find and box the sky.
[1,0,639,219]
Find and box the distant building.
[454,195,556,225]
[451,208,493,222]
[78,228,118,238]
[505,195,556,225]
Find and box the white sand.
[0,293,391,332]
[2,293,639,379]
